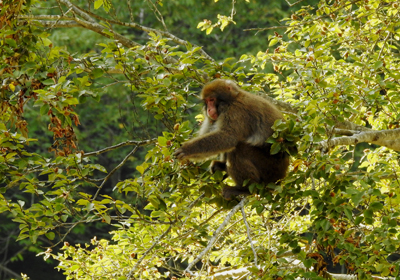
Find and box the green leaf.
[369,201,383,211]
[46,232,55,240]
[42,79,54,85]
[91,164,107,173]
[148,195,160,209]
[91,68,104,78]
[40,103,50,115]
[270,142,282,155]
[5,38,17,48]
[355,216,363,225]
[373,61,383,69]
[256,205,263,215]
[64,98,79,105]
[344,207,353,221]
[304,258,314,268]
[364,209,373,219]
[103,214,111,224]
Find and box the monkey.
[174,79,289,200]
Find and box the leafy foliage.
[1,0,400,279]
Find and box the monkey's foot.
[222,186,250,200]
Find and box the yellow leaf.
[136,165,144,174]
[195,114,204,122]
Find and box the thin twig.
[377,31,391,60]
[92,145,139,201]
[83,138,157,157]
[145,0,168,31]
[230,0,236,18]
[285,0,306,7]
[241,204,258,267]
[51,220,80,247]
[244,25,290,32]
[126,225,172,278]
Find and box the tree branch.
[244,25,290,32]
[260,97,400,152]
[30,19,81,27]
[336,121,372,132]
[0,264,22,279]
[58,0,96,23]
[317,128,400,152]
[21,7,215,62]
[83,139,157,157]
[185,197,248,275]
[92,145,139,201]
[58,0,140,48]
[241,204,258,268]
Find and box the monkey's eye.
[204,97,217,106]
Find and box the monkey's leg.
[228,158,261,186]
[222,156,260,200]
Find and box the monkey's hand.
[210,160,227,174]
[222,186,250,200]
[174,147,187,160]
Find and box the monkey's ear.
[225,80,240,96]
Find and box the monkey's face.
[204,97,218,121]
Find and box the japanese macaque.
[174,79,289,200]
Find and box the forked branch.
[184,197,249,275]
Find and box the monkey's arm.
[174,130,238,160]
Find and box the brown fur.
[174,79,289,199]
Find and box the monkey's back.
[228,91,283,146]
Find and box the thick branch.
[260,98,400,151]
[58,0,96,23]
[317,128,400,151]
[30,20,81,28]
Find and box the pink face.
[205,97,218,121]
